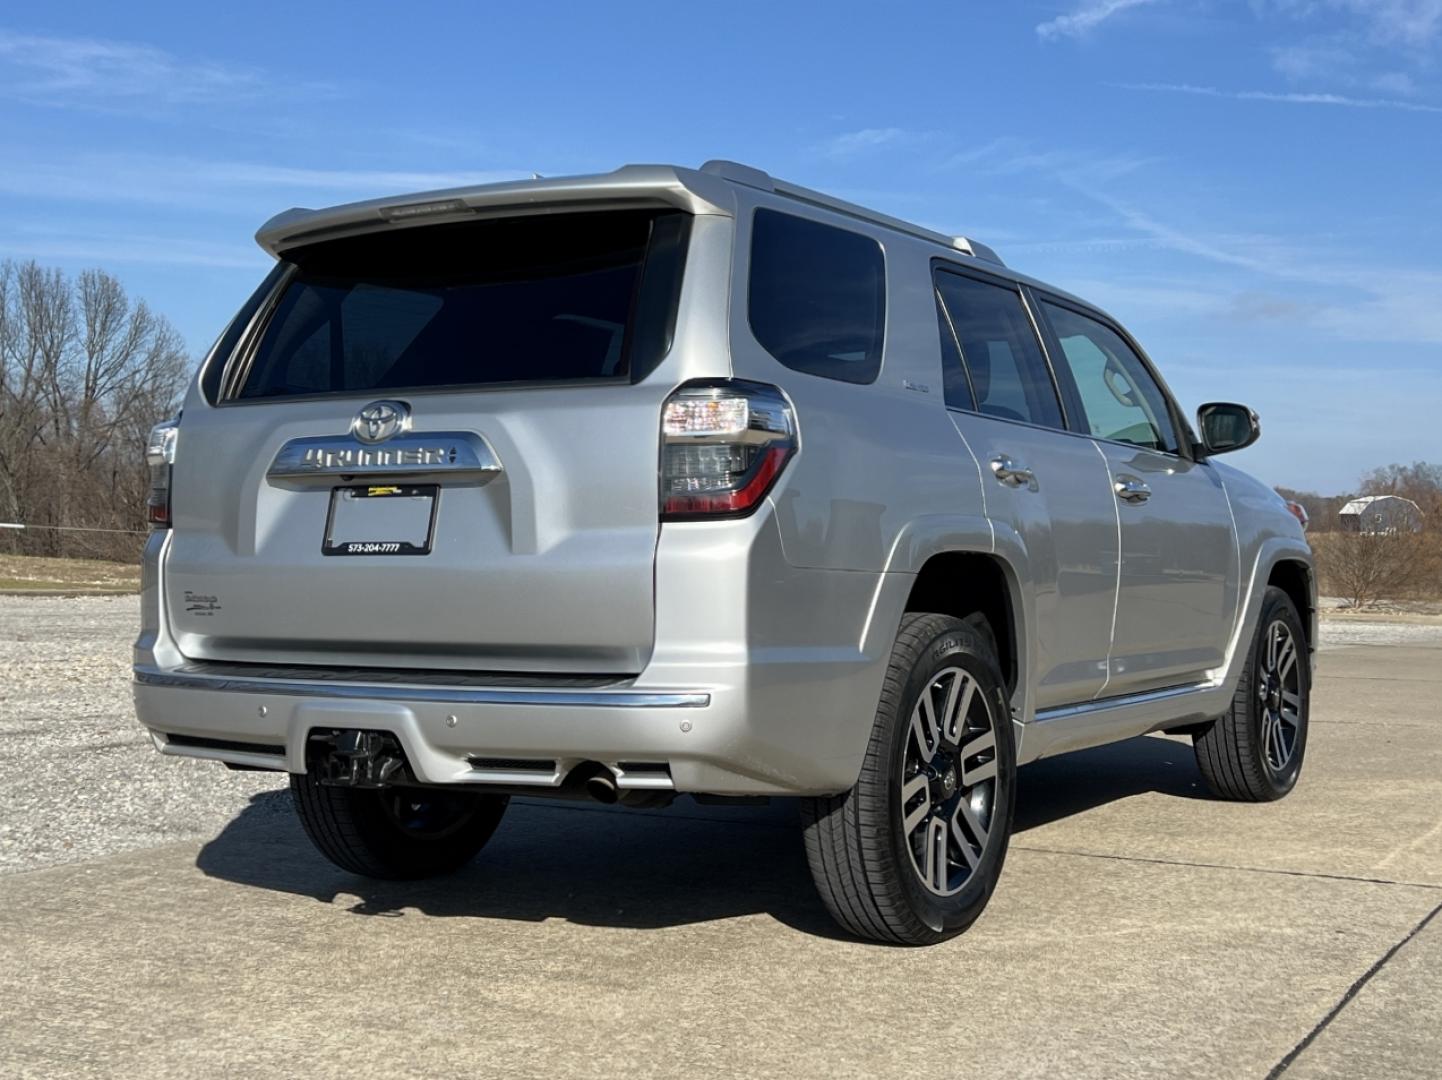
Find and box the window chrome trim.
[219,264,296,403]
[134,664,711,709]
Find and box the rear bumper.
[134,503,915,795]
[136,662,830,795]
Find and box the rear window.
[747,208,886,384]
[231,209,688,399]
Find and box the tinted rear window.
[747,209,885,384]
[233,209,688,399]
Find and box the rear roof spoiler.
[254,159,1003,269]
[254,164,738,257]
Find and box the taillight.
[660,381,796,519]
[145,419,179,529]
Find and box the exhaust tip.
[583,770,620,804]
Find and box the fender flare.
[865,514,1037,723]
[1217,538,1316,692]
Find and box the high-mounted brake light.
[660,381,796,519]
[145,419,179,529]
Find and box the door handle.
[990,455,1036,488]
[1114,475,1152,503]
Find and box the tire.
[801,612,1017,945]
[290,772,509,879]
[1193,585,1310,801]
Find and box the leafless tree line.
[0,260,188,561]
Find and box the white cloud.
[1036,0,1161,40]
[1336,0,1442,47]
[1256,1,1442,46]
[1116,80,1442,112]
[1270,41,1359,80]
[0,224,260,269]
[1069,185,1442,345]
[0,29,333,111]
[938,137,1153,180]
[0,152,528,211]
[1371,70,1420,93]
[820,127,933,159]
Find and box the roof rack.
[700,159,1004,267]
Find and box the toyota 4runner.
[134,160,1315,945]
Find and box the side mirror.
[1196,402,1260,455]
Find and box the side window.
[748,209,886,384]
[1042,302,1178,453]
[933,269,1064,429]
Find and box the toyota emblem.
[351,400,411,445]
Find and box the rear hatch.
[164,208,690,674]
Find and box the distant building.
[1338,495,1424,535]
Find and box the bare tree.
[1316,530,1433,608]
[0,260,188,560]
[1358,462,1442,525]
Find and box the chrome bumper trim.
[134,665,710,709]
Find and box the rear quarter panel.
[723,193,988,574]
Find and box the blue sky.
[3,0,1440,493]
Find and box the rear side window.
[231,209,688,399]
[933,269,1063,429]
[747,209,885,384]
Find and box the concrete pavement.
[1,635,1439,1078]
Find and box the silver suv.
[134,161,1315,945]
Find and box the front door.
[1036,298,1238,696]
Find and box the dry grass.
[0,554,140,593]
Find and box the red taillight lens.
[145,420,178,530]
[660,381,796,520]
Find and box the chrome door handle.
[1114,475,1152,503]
[990,455,1035,488]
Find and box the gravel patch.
[1319,619,1442,648]
[3,594,1438,877]
[0,595,285,876]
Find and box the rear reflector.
[660,381,795,520]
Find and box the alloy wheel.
[899,667,1000,896]
[1257,619,1303,773]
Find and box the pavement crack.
[1267,901,1442,1078]
[1010,844,1442,891]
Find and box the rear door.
[164,209,691,674]
[1036,297,1239,696]
[933,267,1118,710]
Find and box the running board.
[1020,680,1223,765]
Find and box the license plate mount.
[322,484,438,556]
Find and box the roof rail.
[699,159,1004,267]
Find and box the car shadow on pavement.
[195,734,1207,938]
[1014,732,1209,833]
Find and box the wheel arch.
[878,516,1033,722]
[1220,539,1317,693]
[904,552,1021,695]
[1267,557,1317,654]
